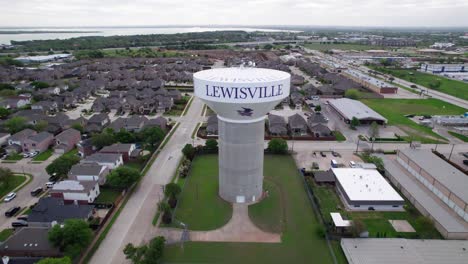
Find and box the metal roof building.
[341,238,468,264]
[329,98,387,125]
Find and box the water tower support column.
[218,116,265,203]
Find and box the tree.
[46,155,80,178]
[115,129,136,143]
[124,236,166,264]
[263,44,273,50]
[158,201,172,224]
[37,257,72,264]
[138,126,165,149]
[267,138,288,154]
[164,183,181,208]
[344,89,360,100]
[182,144,195,160]
[106,166,141,189]
[204,139,218,151]
[388,77,395,83]
[314,105,322,112]
[350,219,366,238]
[34,120,48,132]
[91,131,116,149]
[368,122,379,139]
[31,81,50,89]
[350,117,360,129]
[0,167,14,189]
[70,123,84,133]
[48,219,93,259]
[0,107,10,119]
[4,116,28,134]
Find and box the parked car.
[11,220,28,228]
[30,187,43,196]
[3,192,16,202]
[463,153,468,159]
[22,153,30,158]
[29,151,39,158]
[5,206,21,217]
[320,151,326,157]
[17,215,28,221]
[46,181,55,188]
[463,160,468,166]
[332,151,339,157]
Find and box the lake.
[0,26,298,45]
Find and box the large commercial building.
[341,238,468,264]
[420,63,467,73]
[382,149,468,239]
[343,69,398,94]
[329,98,387,125]
[194,67,290,203]
[332,168,404,211]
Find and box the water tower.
[194,67,290,203]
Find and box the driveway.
[0,154,59,230]
[90,97,205,264]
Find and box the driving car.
[3,192,16,202]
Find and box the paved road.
[90,97,205,264]
[0,155,58,229]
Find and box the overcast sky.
[1,0,467,28]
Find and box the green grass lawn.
[448,131,468,142]
[371,67,468,100]
[32,149,53,161]
[168,155,232,230]
[63,148,78,158]
[248,180,283,233]
[333,131,346,142]
[164,155,334,264]
[361,98,467,143]
[95,188,122,204]
[308,178,441,239]
[304,43,385,51]
[0,174,27,199]
[5,153,23,161]
[0,229,14,242]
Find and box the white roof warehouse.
[329,98,387,125]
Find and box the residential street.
[0,154,59,230]
[90,97,205,264]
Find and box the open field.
[168,154,232,230]
[304,43,385,51]
[371,67,468,100]
[164,155,334,264]
[307,178,442,239]
[361,98,467,143]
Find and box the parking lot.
[295,149,363,170]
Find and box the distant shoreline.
[0,31,101,35]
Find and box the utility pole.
[448,144,455,161]
[355,138,360,153]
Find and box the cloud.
[0,0,466,27]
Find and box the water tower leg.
[218,117,265,204]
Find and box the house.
[54,128,81,154]
[86,113,110,132]
[0,132,10,147]
[288,113,308,135]
[81,153,124,169]
[206,115,218,135]
[268,114,288,136]
[100,143,136,162]
[22,132,54,153]
[28,197,94,224]
[145,116,168,131]
[7,129,37,146]
[109,116,148,132]
[0,95,31,109]
[309,123,333,138]
[68,163,109,185]
[50,180,100,204]
[0,227,62,258]
[77,139,97,157]
[31,100,59,114]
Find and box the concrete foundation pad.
[389,220,416,233]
